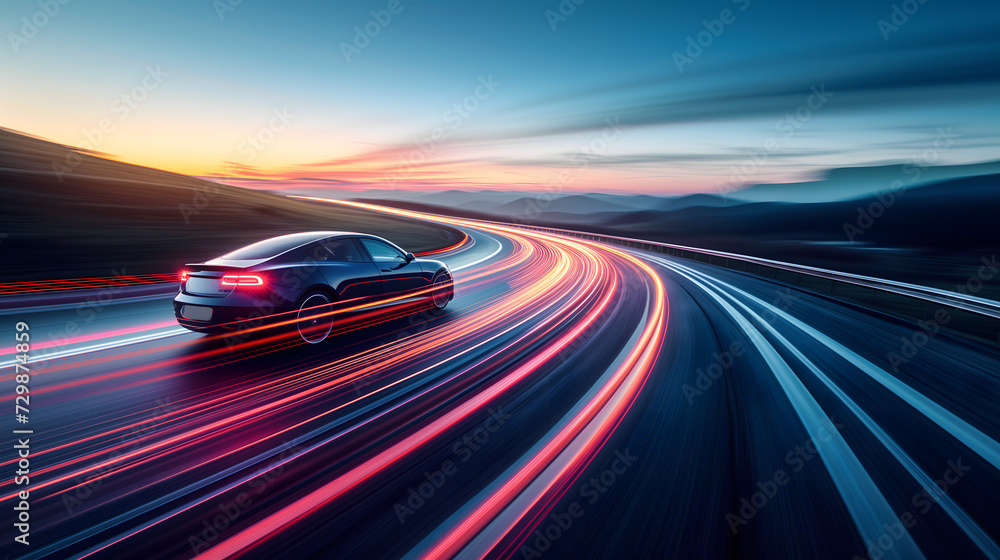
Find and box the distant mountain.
[659,193,740,211]
[360,172,1000,298]
[415,189,530,207]
[604,174,1000,248]
[571,174,1000,298]
[492,194,636,216]
[582,193,664,210]
[730,160,1000,203]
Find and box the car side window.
[303,243,330,261]
[360,238,405,262]
[321,239,364,262]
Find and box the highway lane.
[571,252,1000,560]
[1,221,665,560]
[2,204,999,560]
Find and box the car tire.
[296,291,336,344]
[430,272,453,311]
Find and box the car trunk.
[182,264,242,297]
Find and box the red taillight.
[180,271,188,282]
[221,274,264,286]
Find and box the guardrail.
[494,222,1000,348]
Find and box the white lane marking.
[659,257,1000,473]
[450,231,503,272]
[657,260,925,560]
[662,257,999,559]
[0,290,177,315]
[1,328,189,368]
[528,226,1000,316]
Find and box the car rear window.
[221,233,324,260]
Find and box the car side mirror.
[405,252,415,262]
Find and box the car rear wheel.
[297,291,335,344]
[431,273,452,310]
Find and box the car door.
[357,237,430,297]
[307,238,381,300]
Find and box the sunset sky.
[2,0,998,194]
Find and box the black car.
[173,232,454,343]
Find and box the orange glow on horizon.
[4,125,719,195]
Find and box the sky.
[2,0,998,194]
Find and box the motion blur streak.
[656,261,923,559]
[7,198,1000,560]
[28,321,180,352]
[414,232,471,257]
[7,199,666,560]
[659,258,999,558]
[4,232,552,501]
[193,220,664,560]
[0,273,177,295]
[413,243,666,559]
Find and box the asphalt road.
[2,202,998,560]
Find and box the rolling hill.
[0,129,462,281]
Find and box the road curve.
[2,200,998,560]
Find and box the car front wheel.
[431,273,452,310]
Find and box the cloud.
[474,30,1000,141]
[215,29,1000,193]
[495,149,851,168]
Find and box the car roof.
[263,231,376,246]
[277,232,407,258]
[274,231,363,241]
[211,232,371,262]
